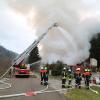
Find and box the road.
[0,77,66,100]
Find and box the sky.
[0,0,36,54]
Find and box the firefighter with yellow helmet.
[83,68,92,89]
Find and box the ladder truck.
[12,23,58,77]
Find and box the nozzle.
[53,23,58,27]
[48,23,58,31]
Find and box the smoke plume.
[7,0,100,65]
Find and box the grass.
[65,87,100,100]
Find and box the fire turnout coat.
[62,70,67,79]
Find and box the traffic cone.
[25,91,37,96]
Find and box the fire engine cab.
[14,64,30,77]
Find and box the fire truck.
[14,64,30,77]
[12,23,58,78]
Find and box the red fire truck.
[14,64,30,78]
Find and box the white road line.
[0,85,48,98]
[0,78,11,89]
[36,88,67,94]
[38,85,48,92]
[0,93,25,98]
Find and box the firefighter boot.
[41,81,43,85]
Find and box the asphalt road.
[0,77,66,100]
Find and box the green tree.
[90,33,100,71]
[47,61,64,76]
[28,46,41,64]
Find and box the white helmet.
[63,67,66,70]
[41,67,43,69]
[68,69,71,72]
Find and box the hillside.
[0,46,17,74]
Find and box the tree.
[90,33,100,71]
[47,61,64,76]
[28,46,41,64]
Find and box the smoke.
[6,0,100,65]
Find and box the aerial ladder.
[12,23,58,66]
[11,23,58,77]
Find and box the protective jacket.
[62,70,67,79]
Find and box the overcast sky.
[0,1,36,54]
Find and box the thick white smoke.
[7,0,100,65]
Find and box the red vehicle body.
[14,64,30,78]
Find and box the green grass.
[66,87,100,100]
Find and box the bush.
[47,61,64,76]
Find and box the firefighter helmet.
[44,67,47,70]
[63,67,66,70]
[40,67,44,70]
[68,69,71,72]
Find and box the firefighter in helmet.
[62,67,67,88]
[74,68,82,89]
[43,67,48,86]
[67,68,73,88]
[40,67,44,85]
[83,68,92,89]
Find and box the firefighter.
[62,67,67,88]
[40,67,44,85]
[83,68,92,89]
[67,68,73,88]
[68,68,72,75]
[67,73,73,88]
[43,67,48,86]
[74,68,82,89]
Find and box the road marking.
[36,88,67,94]
[0,78,11,89]
[0,93,25,98]
[0,85,48,98]
[0,85,67,98]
